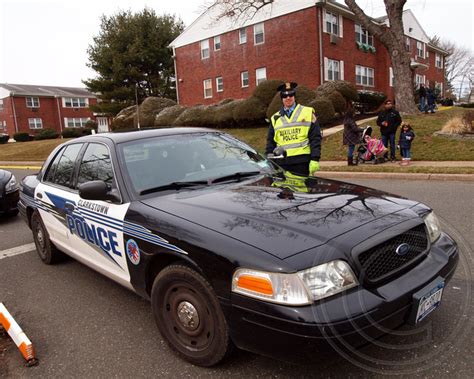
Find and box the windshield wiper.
[209,171,262,184]
[139,180,208,195]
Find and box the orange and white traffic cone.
[0,303,38,366]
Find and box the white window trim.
[64,117,90,128]
[389,67,394,87]
[239,27,247,44]
[241,71,249,88]
[324,58,344,81]
[0,99,3,111]
[62,97,88,108]
[28,118,43,129]
[415,74,426,88]
[416,41,425,59]
[216,77,223,92]
[253,22,265,45]
[255,67,267,85]
[26,97,40,108]
[355,24,373,46]
[200,39,210,59]
[203,79,213,99]
[435,53,443,68]
[214,36,221,51]
[323,10,342,38]
[356,65,375,87]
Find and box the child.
[398,123,415,165]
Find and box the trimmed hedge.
[154,105,187,127]
[34,128,59,140]
[327,91,347,113]
[174,105,217,127]
[355,90,387,113]
[0,134,9,144]
[266,85,316,119]
[252,79,285,107]
[233,97,267,127]
[61,128,93,138]
[111,105,137,131]
[308,98,336,125]
[14,132,33,142]
[213,99,243,128]
[138,97,177,127]
[459,103,474,108]
[315,81,359,101]
[440,98,454,106]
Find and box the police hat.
[277,82,297,97]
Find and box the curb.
[0,303,38,366]
[317,171,474,181]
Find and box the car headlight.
[424,212,441,243]
[232,260,358,306]
[5,174,18,194]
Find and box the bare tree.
[210,0,420,113]
[431,36,474,100]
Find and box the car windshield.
[118,132,274,195]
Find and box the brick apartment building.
[170,0,448,106]
[0,84,110,137]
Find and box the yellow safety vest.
[271,104,314,157]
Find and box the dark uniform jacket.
[376,108,402,136]
[265,104,321,166]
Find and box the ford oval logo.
[395,243,410,256]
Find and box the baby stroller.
[356,126,388,164]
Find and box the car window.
[43,146,65,183]
[77,143,114,186]
[44,144,83,187]
[119,133,272,194]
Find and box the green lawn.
[1,107,472,164]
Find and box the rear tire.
[31,210,63,264]
[151,264,232,367]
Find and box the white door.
[97,117,109,133]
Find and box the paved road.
[1,170,472,377]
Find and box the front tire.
[31,210,62,264]
[151,264,232,367]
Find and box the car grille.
[358,224,429,285]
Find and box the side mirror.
[78,180,120,202]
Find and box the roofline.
[427,43,450,55]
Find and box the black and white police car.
[19,128,458,366]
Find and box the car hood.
[0,169,12,185]
[140,175,422,260]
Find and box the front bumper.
[0,189,19,214]
[224,233,458,362]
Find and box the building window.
[355,24,373,46]
[435,53,443,68]
[201,39,210,59]
[0,99,3,111]
[416,41,424,58]
[241,71,249,87]
[26,97,40,108]
[65,117,90,128]
[28,118,43,129]
[355,65,374,86]
[435,81,443,94]
[325,10,339,36]
[239,28,247,44]
[405,37,410,52]
[63,97,87,107]
[203,79,212,98]
[326,59,340,81]
[415,74,425,88]
[214,36,221,51]
[255,67,267,85]
[216,77,223,92]
[254,22,264,45]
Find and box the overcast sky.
[1,0,472,88]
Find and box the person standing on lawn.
[376,99,402,162]
[398,122,415,165]
[427,86,436,113]
[266,82,321,176]
[419,83,427,113]
[343,102,362,166]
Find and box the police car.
[19,128,458,366]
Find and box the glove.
[309,160,320,176]
[397,145,400,150]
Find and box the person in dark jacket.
[398,122,415,165]
[376,99,402,162]
[342,103,362,165]
[266,82,322,176]
[427,87,436,113]
[419,84,427,113]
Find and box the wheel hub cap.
[177,301,199,330]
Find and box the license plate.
[413,279,445,324]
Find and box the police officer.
[266,82,321,176]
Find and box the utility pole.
[135,82,141,130]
